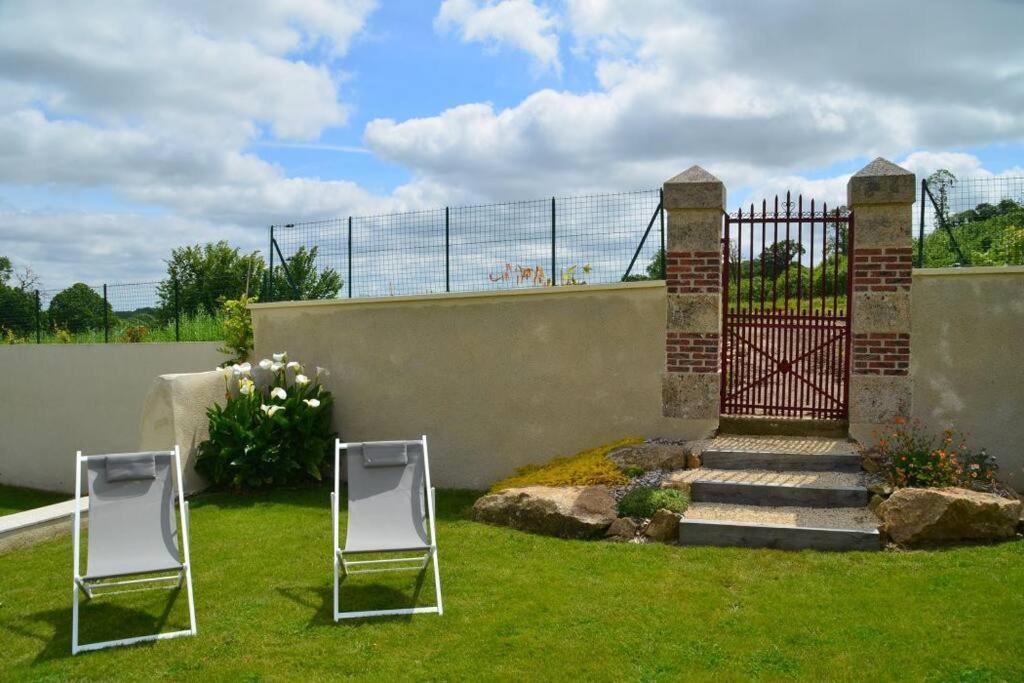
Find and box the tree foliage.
[0,256,38,336]
[48,283,112,333]
[271,246,343,300]
[157,241,265,318]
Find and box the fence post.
[268,225,275,302]
[550,196,556,285]
[445,207,450,293]
[661,166,725,420]
[659,188,666,278]
[173,277,180,342]
[34,289,41,344]
[347,216,353,298]
[917,178,925,268]
[103,284,109,343]
[847,157,915,442]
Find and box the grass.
[6,312,224,345]
[0,485,68,517]
[1,487,1023,681]
[489,437,640,492]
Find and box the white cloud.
[371,0,1024,202]
[436,0,561,74]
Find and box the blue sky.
[1,0,1022,289]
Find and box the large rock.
[878,487,1022,546]
[472,486,617,539]
[609,442,688,472]
[643,508,683,543]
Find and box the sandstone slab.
[472,486,617,539]
[643,508,683,543]
[609,442,688,472]
[878,487,1021,546]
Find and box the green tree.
[48,283,112,333]
[157,241,266,318]
[621,247,666,281]
[0,256,38,336]
[271,246,343,300]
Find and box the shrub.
[623,464,645,479]
[489,437,643,492]
[217,293,255,363]
[876,418,997,490]
[120,325,149,343]
[195,352,336,490]
[617,487,688,518]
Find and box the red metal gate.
[720,194,854,420]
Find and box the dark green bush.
[195,353,336,490]
[617,486,688,518]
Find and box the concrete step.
[701,449,862,472]
[678,503,880,551]
[690,479,868,508]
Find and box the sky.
[1,0,1023,290]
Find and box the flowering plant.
[876,418,997,491]
[196,353,336,490]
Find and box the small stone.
[605,517,639,540]
[861,455,882,474]
[685,451,702,469]
[659,472,692,497]
[643,508,683,543]
[867,481,893,497]
[868,494,885,516]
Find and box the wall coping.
[912,266,1024,278]
[250,280,665,311]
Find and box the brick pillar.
[662,166,725,419]
[847,157,915,438]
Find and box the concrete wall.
[0,343,228,493]
[910,267,1024,491]
[251,282,715,489]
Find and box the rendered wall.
[910,267,1024,492]
[251,282,715,489]
[0,343,227,493]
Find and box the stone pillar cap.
[848,157,916,206]
[663,165,726,211]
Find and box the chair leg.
[71,580,80,655]
[430,546,444,616]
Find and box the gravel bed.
[611,469,672,502]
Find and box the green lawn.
[1,487,1022,681]
[0,485,68,517]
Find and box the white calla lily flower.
[259,359,272,370]
[271,387,287,400]
[303,398,321,408]
[295,374,310,386]
[272,352,287,362]
[271,362,283,372]
[286,361,301,372]
[260,403,284,417]
[316,366,330,378]
[238,362,252,374]
[239,378,254,395]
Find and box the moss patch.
[490,437,643,492]
[618,486,689,518]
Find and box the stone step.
[700,449,862,473]
[690,479,869,508]
[678,503,880,551]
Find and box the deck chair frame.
[332,436,443,621]
[71,446,197,654]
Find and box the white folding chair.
[331,436,443,620]
[71,447,197,654]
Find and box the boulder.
[685,451,702,469]
[609,442,688,472]
[868,494,885,516]
[472,486,618,539]
[877,487,1022,546]
[605,517,639,541]
[643,508,683,543]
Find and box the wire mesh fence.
[918,174,1024,267]
[269,189,665,300]
[5,175,1019,345]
